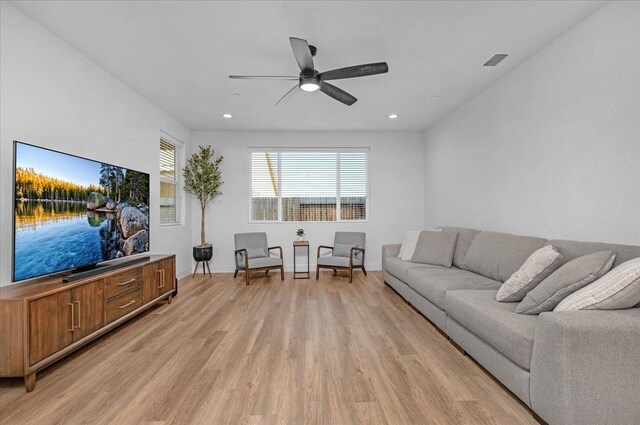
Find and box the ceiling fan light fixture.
[300,83,319,92]
[230,37,388,106]
[299,76,320,92]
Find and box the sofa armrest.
[382,244,401,271]
[530,309,640,425]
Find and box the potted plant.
[296,228,305,241]
[183,145,223,264]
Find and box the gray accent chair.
[316,232,366,283]
[234,232,283,285]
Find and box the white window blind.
[250,151,279,221]
[249,149,368,222]
[160,138,183,225]
[340,152,368,220]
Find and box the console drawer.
[104,269,143,300]
[105,287,143,324]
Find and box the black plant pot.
[193,245,213,262]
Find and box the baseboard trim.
[194,262,382,274]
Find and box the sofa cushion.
[555,258,640,311]
[399,230,441,261]
[496,245,563,302]
[460,231,548,282]
[411,230,459,267]
[516,251,616,314]
[446,290,537,370]
[384,257,443,282]
[406,268,502,310]
[437,227,481,267]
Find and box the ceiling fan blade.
[275,84,301,107]
[229,75,298,80]
[320,82,357,106]
[318,62,388,81]
[289,37,314,75]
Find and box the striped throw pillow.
[555,257,640,311]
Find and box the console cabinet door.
[71,280,105,341]
[143,258,175,303]
[143,262,160,304]
[158,258,175,296]
[29,291,73,365]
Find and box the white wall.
[0,2,193,286]
[190,131,424,272]
[423,1,640,245]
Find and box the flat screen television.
[13,141,150,282]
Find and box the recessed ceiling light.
[222,113,232,119]
[430,96,439,100]
[233,93,241,97]
[388,114,398,119]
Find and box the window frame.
[248,147,370,224]
[159,133,185,227]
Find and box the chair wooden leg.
[245,270,250,286]
[280,266,284,280]
[234,269,239,278]
[316,265,320,280]
[265,270,269,275]
[362,266,367,276]
[333,269,337,274]
[349,267,353,284]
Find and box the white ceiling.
[12,1,604,132]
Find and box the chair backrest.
[334,232,366,249]
[234,232,269,250]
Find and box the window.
[160,137,184,225]
[249,149,369,222]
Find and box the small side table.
[293,241,310,279]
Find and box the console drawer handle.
[118,300,136,309]
[117,278,136,286]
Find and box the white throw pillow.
[398,229,441,261]
[398,231,420,260]
[496,245,563,302]
[555,257,640,311]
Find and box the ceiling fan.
[229,37,389,106]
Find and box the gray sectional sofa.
[382,227,640,425]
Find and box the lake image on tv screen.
[14,143,150,281]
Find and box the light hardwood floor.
[0,271,539,425]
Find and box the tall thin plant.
[183,146,223,247]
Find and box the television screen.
[13,141,150,282]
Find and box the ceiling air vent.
[482,54,508,67]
